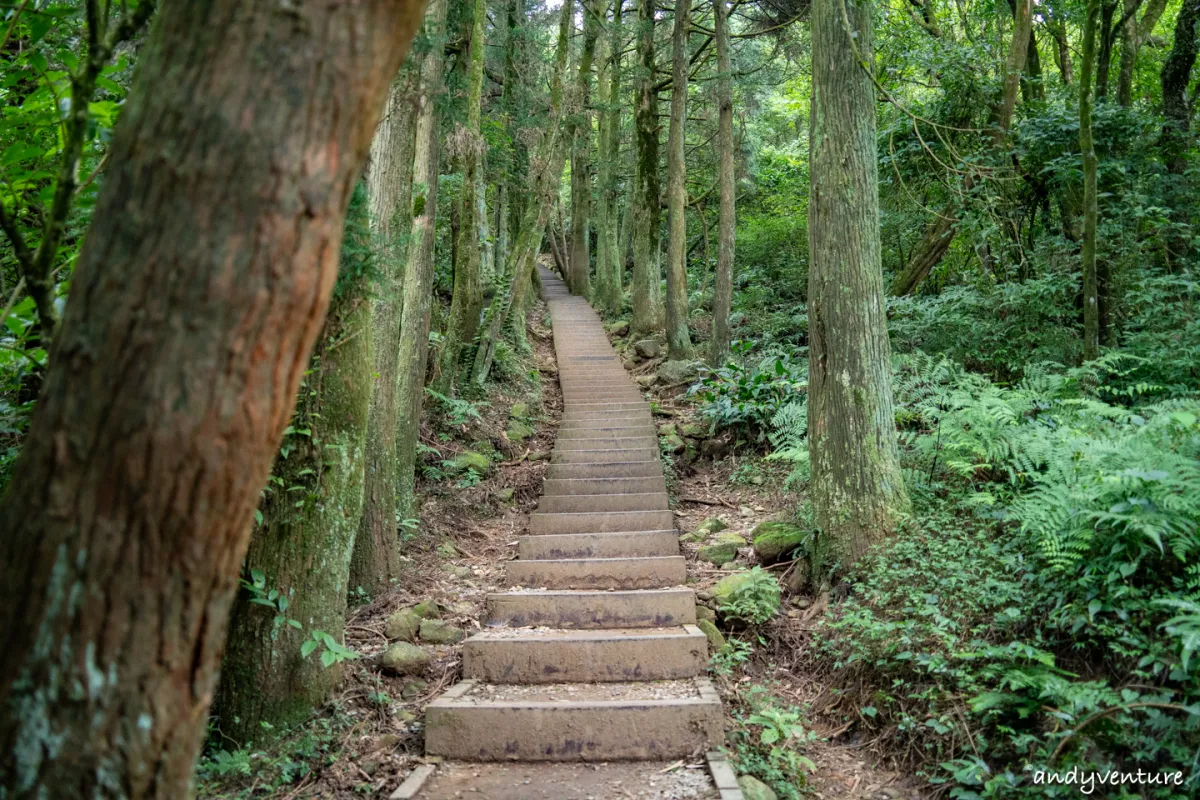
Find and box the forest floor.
[198,295,926,800]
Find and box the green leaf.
[300,639,318,658]
[320,649,337,668]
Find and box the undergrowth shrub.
[690,343,808,442]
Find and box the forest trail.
[410,267,729,798]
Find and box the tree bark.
[1081,0,1102,360]
[352,69,421,596]
[1096,0,1119,99]
[397,0,449,527]
[808,0,910,563]
[1047,11,1074,86]
[568,1,600,297]
[1117,0,1167,106]
[436,0,488,392]
[217,188,374,744]
[632,0,664,334]
[664,0,694,358]
[0,1,425,796]
[1161,0,1200,175]
[709,0,735,366]
[595,0,625,315]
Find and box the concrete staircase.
[424,267,722,763]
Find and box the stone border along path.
[411,268,737,799]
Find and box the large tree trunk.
[664,0,693,358]
[436,0,488,392]
[1161,0,1200,176]
[352,70,421,595]
[808,0,910,564]
[595,0,625,315]
[632,0,664,334]
[1096,0,1119,100]
[397,0,449,526]
[217,188,374,744]
[568,1,600,297]
[0,1,425,796]
[1081,0,1102,360]
[709,0,735,366]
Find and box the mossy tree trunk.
[1117,0,1167,106]
[709,0,735,366]
[632,0,664,335]
[1080,0,1101,361]
[0,1,425,795]
[808,0,910,565]
[594,0,625,315]
[436,0,488,393]
[397,0,450,526]
[352,68,422,596]
[664,0,693,359]
[568,0,600,297]
[217,188,375,744]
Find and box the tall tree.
[352,68,421,595]
[709,0,735,366]
[632,0,664,334]
[595,0,626,315]
[0,0,426,795]
[1081,0,1102,360]
[1116,0,1168,106]
[397,0,450,527]
[217,187,375,744]
[808,0,910,562]
[664,0,694,358]
[437,0,489,391]
[1161,0,1200,176]
[568,0,601,297]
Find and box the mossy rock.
[662,433,686,454]
[510,401,530,419]
[679,422,707,438]
[506,420,534,442]
[412,599,441,619]
[385,608,422,642]
[448,450,491,475]
[494,487,515,503]
[657,423,679,438]
[737,776,777,800]
[679,530,707,544]
[752,521,806,564]
[695,605,717,623]
[656,359,699,385]
[436,540,458,558]
[696,619,726,652]
[605,320,630,336]
[696,517,728,535]
[633,339,662,359]
[697,531,745,566]
[419,618,465,645]
[380,642,429,675]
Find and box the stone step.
[556,427,656,440]
[518,530,679,560]
[544,461,663,480]
[462,626,707,683]
[557,418,653,431]
[424,678,722,761]
[486,588,696,629]
[537,492,668,513]
[553,436,657,452]
[542,476,668,495]
[506,556,686,589]
[529,509,674,535]
[552,447,660,465]
[561,401,648,412]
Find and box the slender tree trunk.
[352,69,421,596]
[217,188,374,744]
[0,1,425,796]
[436,0,488,392]
[664,0,693,358]
[1022,19,1044,103]
[893,0,1030,295]
[808,0,910,563]
[1081,0,1102,360]
[595,0,625,315]
[1118,0,1167,106]
[709,0,735,366]
[1096,0,1119,99]
[1161,0,1200,175]
[568,1,600,297]
[632,0,664,334]
[1047,12,1074,86]
[397,0,449,527]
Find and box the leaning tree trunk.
[0,1,425,796]
[217,188,374,744]
[709,0,735,366]
[808,0,910,564]
[568,0,600,297]
[664,0,694,359]
[397,0,449,526]
[632,0,664,334]
[436,0,488,393]
[1081,0,1102,360]
[352,69,421,596]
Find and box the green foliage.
[241,569,357,668]
[691,342,808,441]
[726,686,817,800]
[425,388,485,427]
